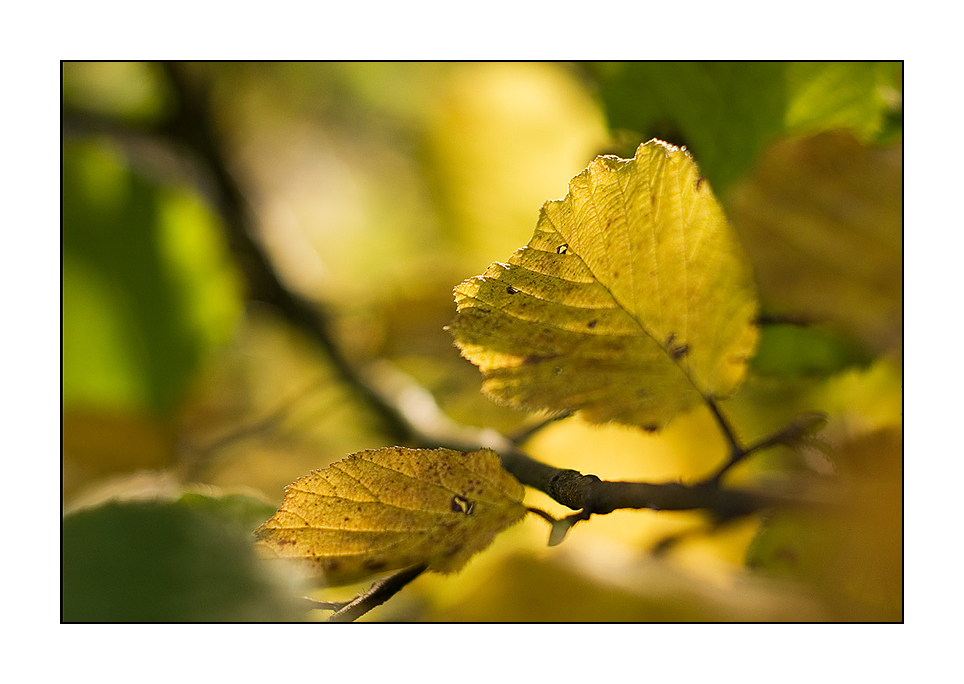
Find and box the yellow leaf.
[254,447,526,586]
[449,139,758,429]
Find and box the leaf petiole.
[526,506,590,547]
[703,411,829,485]
[705,397,743,460]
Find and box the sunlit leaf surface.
[255,447,526,586]
[450,140,758,430]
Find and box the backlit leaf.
[254,447,527,586]
[449,140,758,430]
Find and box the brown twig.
[158,62,416,443]
[326,564,428,623]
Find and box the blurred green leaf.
[752,323,872,378]
[176,492,279,532]
[592,62,901,194]
[62,140,243,414]
[62,500,306,622]
[782,62,901,138]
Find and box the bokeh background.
[61,61,902,622]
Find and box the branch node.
[546,470,599,511]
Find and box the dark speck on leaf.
[587,320,597,329]
[451,495,475,516]
[671,344,690,360]
[557,244,568,254]
[506,286,519,295]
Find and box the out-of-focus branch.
[157,62,415,442]
[64,64,418,443]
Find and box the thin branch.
[325,564,428,623]
[181,377,331,480]
[702,411,829,485]
[506,411,573,445]
[756,313,815,327]
[705,397,743,459]
[333,359,833,527]
[301,597,348,611]
[160,62,416,443]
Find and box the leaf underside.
[254,447,526,587]
[449,139,758,430]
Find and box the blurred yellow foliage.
[427,62,609,263]
[729,130,902,354]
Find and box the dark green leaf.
[62,501,306,622]
[591,62,901,195]
[752,323,872,378]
